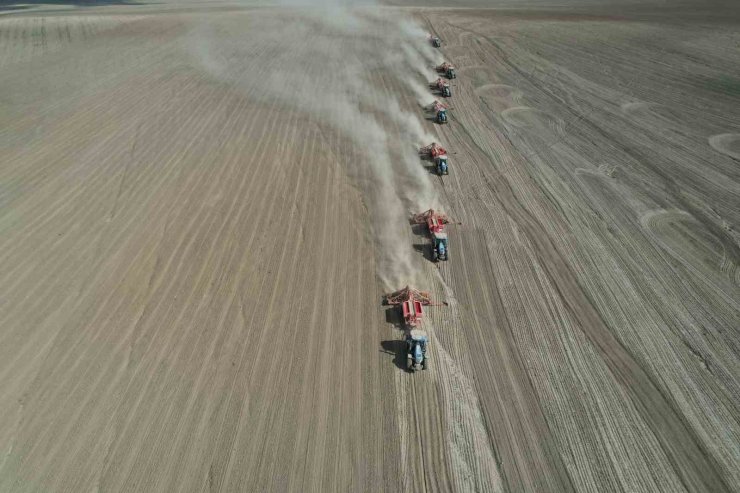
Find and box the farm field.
[0,0,738,491]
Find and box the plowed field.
[1,1,738,491]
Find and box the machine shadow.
[410,223,427,237]
[424,164,440,176]
[384,305,404,329]
[413,243,434,262]
[380,340,407,371]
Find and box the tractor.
[432,231,449,261]
[427,101,449,124]
[431,36,441,48]
[436,62,456,80]
[435,154,449,175]
[437,108,448,124]
[430,78,451,98]
[419,143,450,174]
[384,287,446,374]
[412,209,453,261]
[406,329,429,371]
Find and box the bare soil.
[0,1,738,491]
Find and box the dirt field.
[0,1,738,491]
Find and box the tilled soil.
[0,2,738,492]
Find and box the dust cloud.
[191,1,445,288]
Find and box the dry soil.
[0,1,738,492]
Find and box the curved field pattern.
[642,209,740,287]
[458,65,490,86]
[476,83,522,112]
[501,106,565,146]
[1,1,740,492]
[709,133,740,161]
[502,106,563,132]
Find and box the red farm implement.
[427,100,448,113]
[412,209,450,234]
[435,62,456,80]
[384,286,446,327]
[429,78,449,91]
[419,143,448,159]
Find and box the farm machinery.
[419,142,449,175]
[427,100,448,124]
[406,330,429,371]
[436,62,456,79]
[429,35,442,48]
[412,209,451,261]
[384,286,446,372]
[430,78,451,98]
[384,286,444,327]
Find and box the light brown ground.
[0,1,738,492]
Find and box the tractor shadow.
[417,154,437,175]
[430,89,453,99]
[380,340,408,371]
[413,243,435,263]
[424,164,441,176]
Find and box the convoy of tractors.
[385,36,459,373]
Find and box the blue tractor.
[436,62,455,80]
[432,232,449,261]
[435,155,449,175]
[437,108,448,124]
[406,329,429,371]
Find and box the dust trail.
[189,6,442,289]
[377,13,442,67]
[404,74,438,107]
[401,43,437,81]
[191,4,470,486]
